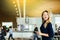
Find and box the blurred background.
[0,0,60,40]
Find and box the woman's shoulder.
[48,22,52,25]
[47,22,52,28]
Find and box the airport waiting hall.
[0,0,60,40]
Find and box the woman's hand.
[36,32,39,35]
[36,32,42,35]
[39,32,49,37]
[36,32,49,37]
[39,32,42,35]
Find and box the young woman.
[37,10,54,40]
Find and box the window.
[2,22,13,28]
[55,17,60,28]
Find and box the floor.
[5,37,60,40]
[6,38,30,40]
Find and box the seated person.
[33,24,38,40]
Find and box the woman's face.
[43,12,49,21]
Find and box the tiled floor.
[6,38,30,40]
[6,38,60,40]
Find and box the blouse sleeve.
[47,23,54,38]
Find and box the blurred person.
[17,25,20,31]
[8,26,14,40]
[0,27,2,40]
[57,26,60,35]
[0,26,7,40]
[37,10,54,40]
[21,24,24,31]
[33,24,38,40]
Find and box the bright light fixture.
[13,1,15,4]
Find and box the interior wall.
[0,16,17,28]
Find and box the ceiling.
[0,0,23,17]
[26,0,60,17]
[0,0,60,17]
